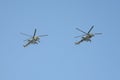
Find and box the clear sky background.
[0,0,120,80]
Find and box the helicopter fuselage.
[82,34,94,42]
[28,36,40,44]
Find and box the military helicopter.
[21,29,48,47]
[75,25,102,45]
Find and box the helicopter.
[75,25,102,45]
[21,29,48,47]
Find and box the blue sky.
[0,0,120,80]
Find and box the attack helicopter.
[75,25,102,45]
[21,29,48,47]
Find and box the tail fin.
[75,39,84,45]
[75,41,81,45]
[23,45,27,47]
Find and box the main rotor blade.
[88,25,94,33]
[94,33,102,35]
[76,28,87,34]
[74,35,82,38]
[74,34,85,38]
[33,29,37,38]
[38,35,48,37]
[20,32,32,37]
